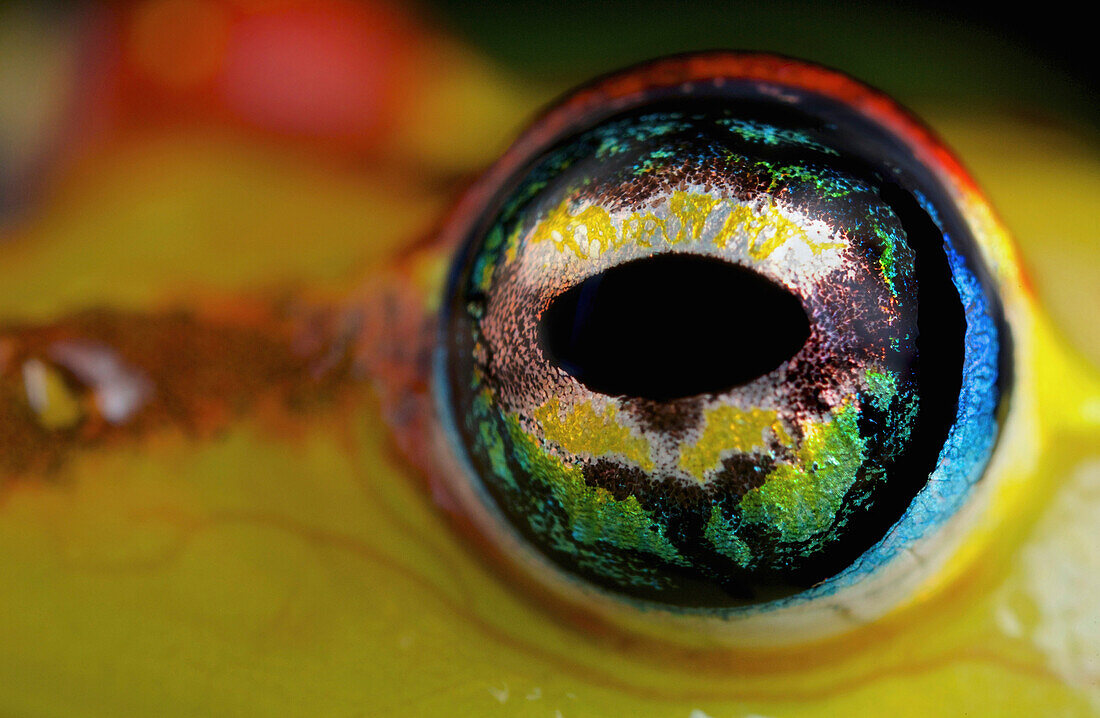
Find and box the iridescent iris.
[439,61,1008,609]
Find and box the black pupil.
[539,254,811,400]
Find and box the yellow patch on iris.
[529,191,844,262]
[712,199,841,259]
[678,405,794,482]
[530,201,620,259]
[619,210,665,247]
[533,397,654,471]
[668,190,721,243]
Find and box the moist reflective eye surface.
[441,90,1007,609]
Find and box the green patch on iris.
[503,414,689,568]
[717,119,838,156]
[469,388,676,589]
[738,401,868,544]
[865,203,917,300]
[470,389,519,491]
[631,147,679,176]
[874,224,901,297]
[763,162,861,200]
[864,368,899,412]
[471,224,505,293]
[592,114,691,159]
[495,142,589,227]
[861,367,920,459]
[704,506,752,567]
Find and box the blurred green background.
[427,0,1097,129]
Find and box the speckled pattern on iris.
[442,89,1007,608]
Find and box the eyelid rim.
[427,51,1030,646]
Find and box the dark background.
[425,0,1097,132]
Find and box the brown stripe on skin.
[0,299,374,481]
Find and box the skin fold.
[0,2,1097,716]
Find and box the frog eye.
[433,53,1010,631]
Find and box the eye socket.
[434,53,1010,620]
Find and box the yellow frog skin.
[0,3,1097,717]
